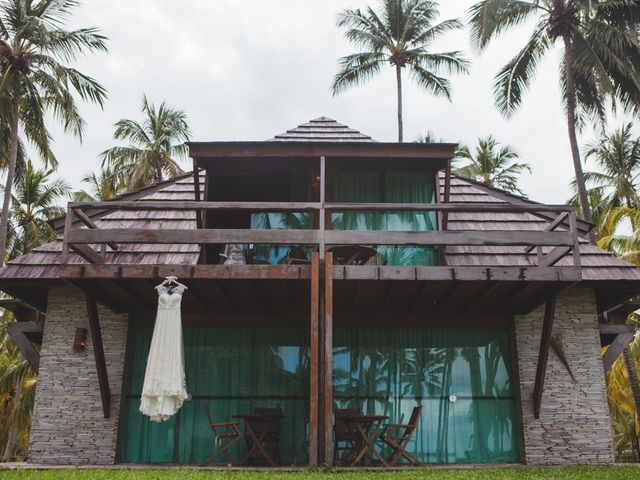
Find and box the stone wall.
[515,287,613,465]
[28,287,128,465]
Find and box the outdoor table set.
[334,406,423,467]
[201,404,423,468]
[201,406,283,467]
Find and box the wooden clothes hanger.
[155,275,188,290]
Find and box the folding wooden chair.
[250,407,283,464]
[380,405,423,466]
[333,407,361,463]
[201,405,243,466]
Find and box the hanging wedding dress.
[139,283,189,422]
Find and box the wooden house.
[1,117,639,466]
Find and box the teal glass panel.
[119,326,310,465]
[332,327,519,464]
[331,171,438,266]
[250,170,313,264]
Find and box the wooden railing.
[60,201,582,270]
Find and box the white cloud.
[32,0,638,204]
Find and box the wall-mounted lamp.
[73,327,88,352]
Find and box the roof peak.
[270,116,375,143]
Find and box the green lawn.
[1,466,640,480]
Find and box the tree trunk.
[623,346,640,436]
[2,371,24,462]
[0,102,20,266]
[396,65,403,143]
[562,36,596,244]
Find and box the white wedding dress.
[139,284,189,422]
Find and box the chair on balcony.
[247,407,283,464]
[201,405,243,466]
[379,405,423,466]
[333,407,361,463]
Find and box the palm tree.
[468,0,640,243]
[0,0,107,265]
[332,0,469,142]
[72,165,125,202]
[582,123,640,210]
[101,96,190,190]
[7,160,69,260]
[0,311,36,461]
[454,136,531,195]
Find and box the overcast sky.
[42,0,636,204]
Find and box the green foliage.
[7,159,69,260]
[100,95,190,190]
[332,0,469,140]
[454,136,531,195]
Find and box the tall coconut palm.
[7,160,69,260]
[582,123,640,210]
[455,136,531,195]
[468,0,640,243]
[72,165,125,202]
[101,96,190,190]
[332,0,469,142]
[0,0,107,265]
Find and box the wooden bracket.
[6,321,43,373]
[533,294,557,419]
[85,292,111,418]
[601,323,636,372]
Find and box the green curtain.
[332,327,520,464]
[119,326,310,465]
[331,171,438,266]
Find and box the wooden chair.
[250,407,283,464]
[201,405,243,466]
[379,405,423,466]
[333,407,361,463]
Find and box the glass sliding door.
[119,325,310,464]
[331,171,438,266]
[332,327,520,463]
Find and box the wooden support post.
[61,205,73,264]
[309,252,320,467]
[533,294,557,419]
[85,292,111,418]
[323,252,334,465]
[442,161,451,230]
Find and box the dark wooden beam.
[323,252,334,465]
[6,321,43,373]
[434,282,460,312]
[309,252,319,467]
[60,264,311,280]
[533,294,557,419]
[466,282,501,311]
[70,243,104,264]
[187,140,457,161]
[600,324,636,373]
[72,208,118,251]
[85,292,111,418]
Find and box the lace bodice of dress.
[155,284,186,310]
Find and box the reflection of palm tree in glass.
[436,347,457,463]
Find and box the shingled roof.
[1,117,639,285]
[270,117,374,142]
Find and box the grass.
[1,466,640,480]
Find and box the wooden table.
[341,414,389,467]
[233,413,283,467]
[329,245,378,265]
